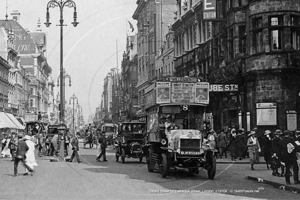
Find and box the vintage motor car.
[115,122,146,163]
[146,128,217,179]
[25,121,46,136]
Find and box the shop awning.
[17,117,26,126]
[5,113,25,130]
[0,113,10,128]
[0,112,19,129]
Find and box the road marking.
[120,163,234,197]
[186,163,233,190]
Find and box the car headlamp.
[161,139,167,145]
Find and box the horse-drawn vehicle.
[144,77,217,179]
[25,121,45,136]
[83,134,97,148]
[115,122,146,163]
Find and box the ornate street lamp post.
[45,0,78,123]
[56,69,72,118]
[69,93,78,134]
[76,104,82,132]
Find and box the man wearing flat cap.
[279,130,299,185]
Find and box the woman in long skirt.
[24,135,38,175]
[1,134,11,158]
[247,131,261,170]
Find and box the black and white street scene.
[1,0,300,200]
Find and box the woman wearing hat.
[261,130,272,170]
[247,131,261,170]
[24,135,38,175]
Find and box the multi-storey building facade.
[0,26,14,113]
[29,19,52,123]
[100,73,113,124]
[156,29,175,77]
[111,70,122,123]
[133,0,176,121]
[0,48,10,112]
[0,21,30,121]
[0,13,53,123]
[15,62,30,119]
[172,0,300,132]
[121,34,138,121]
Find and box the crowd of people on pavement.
[206,127,300,185]
[0,121,111,177]
[1,132,37,176]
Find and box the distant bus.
[100,123,118,145]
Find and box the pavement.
[216,156,300,194]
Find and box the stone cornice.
[0,56,10,69]
[133,1,147,20]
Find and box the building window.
[292,30,300,50]
[269,16,283,50]
[228,27,234,59]
[291,15,300,26]
[271,30,282,50]
[30,99,33,107]
[238,25,246,53]
[253,17,262,29]
[252,17,263,53]
[291,15,300,50]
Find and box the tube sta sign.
[209,84,238,92]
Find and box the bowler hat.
[264,130,271,135]
[275,129,282,135]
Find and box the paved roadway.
[0,144,298,200]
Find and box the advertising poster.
[147,113,158,133]
[145,91,156,109]
[287,111,297,131]
[156,82,171,104]
[256,103,277,126]
[171,83,195,103]
[194,82,209,104]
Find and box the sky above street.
[0,0,137,122]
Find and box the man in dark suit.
[14,134,34,176]
[96,131,107,162]
[279,130,299,185]
[67,134,81,163]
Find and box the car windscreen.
[48,127,57,136]
[121,123,146,133]
[103,126,115,132]
[25,122,44,135]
